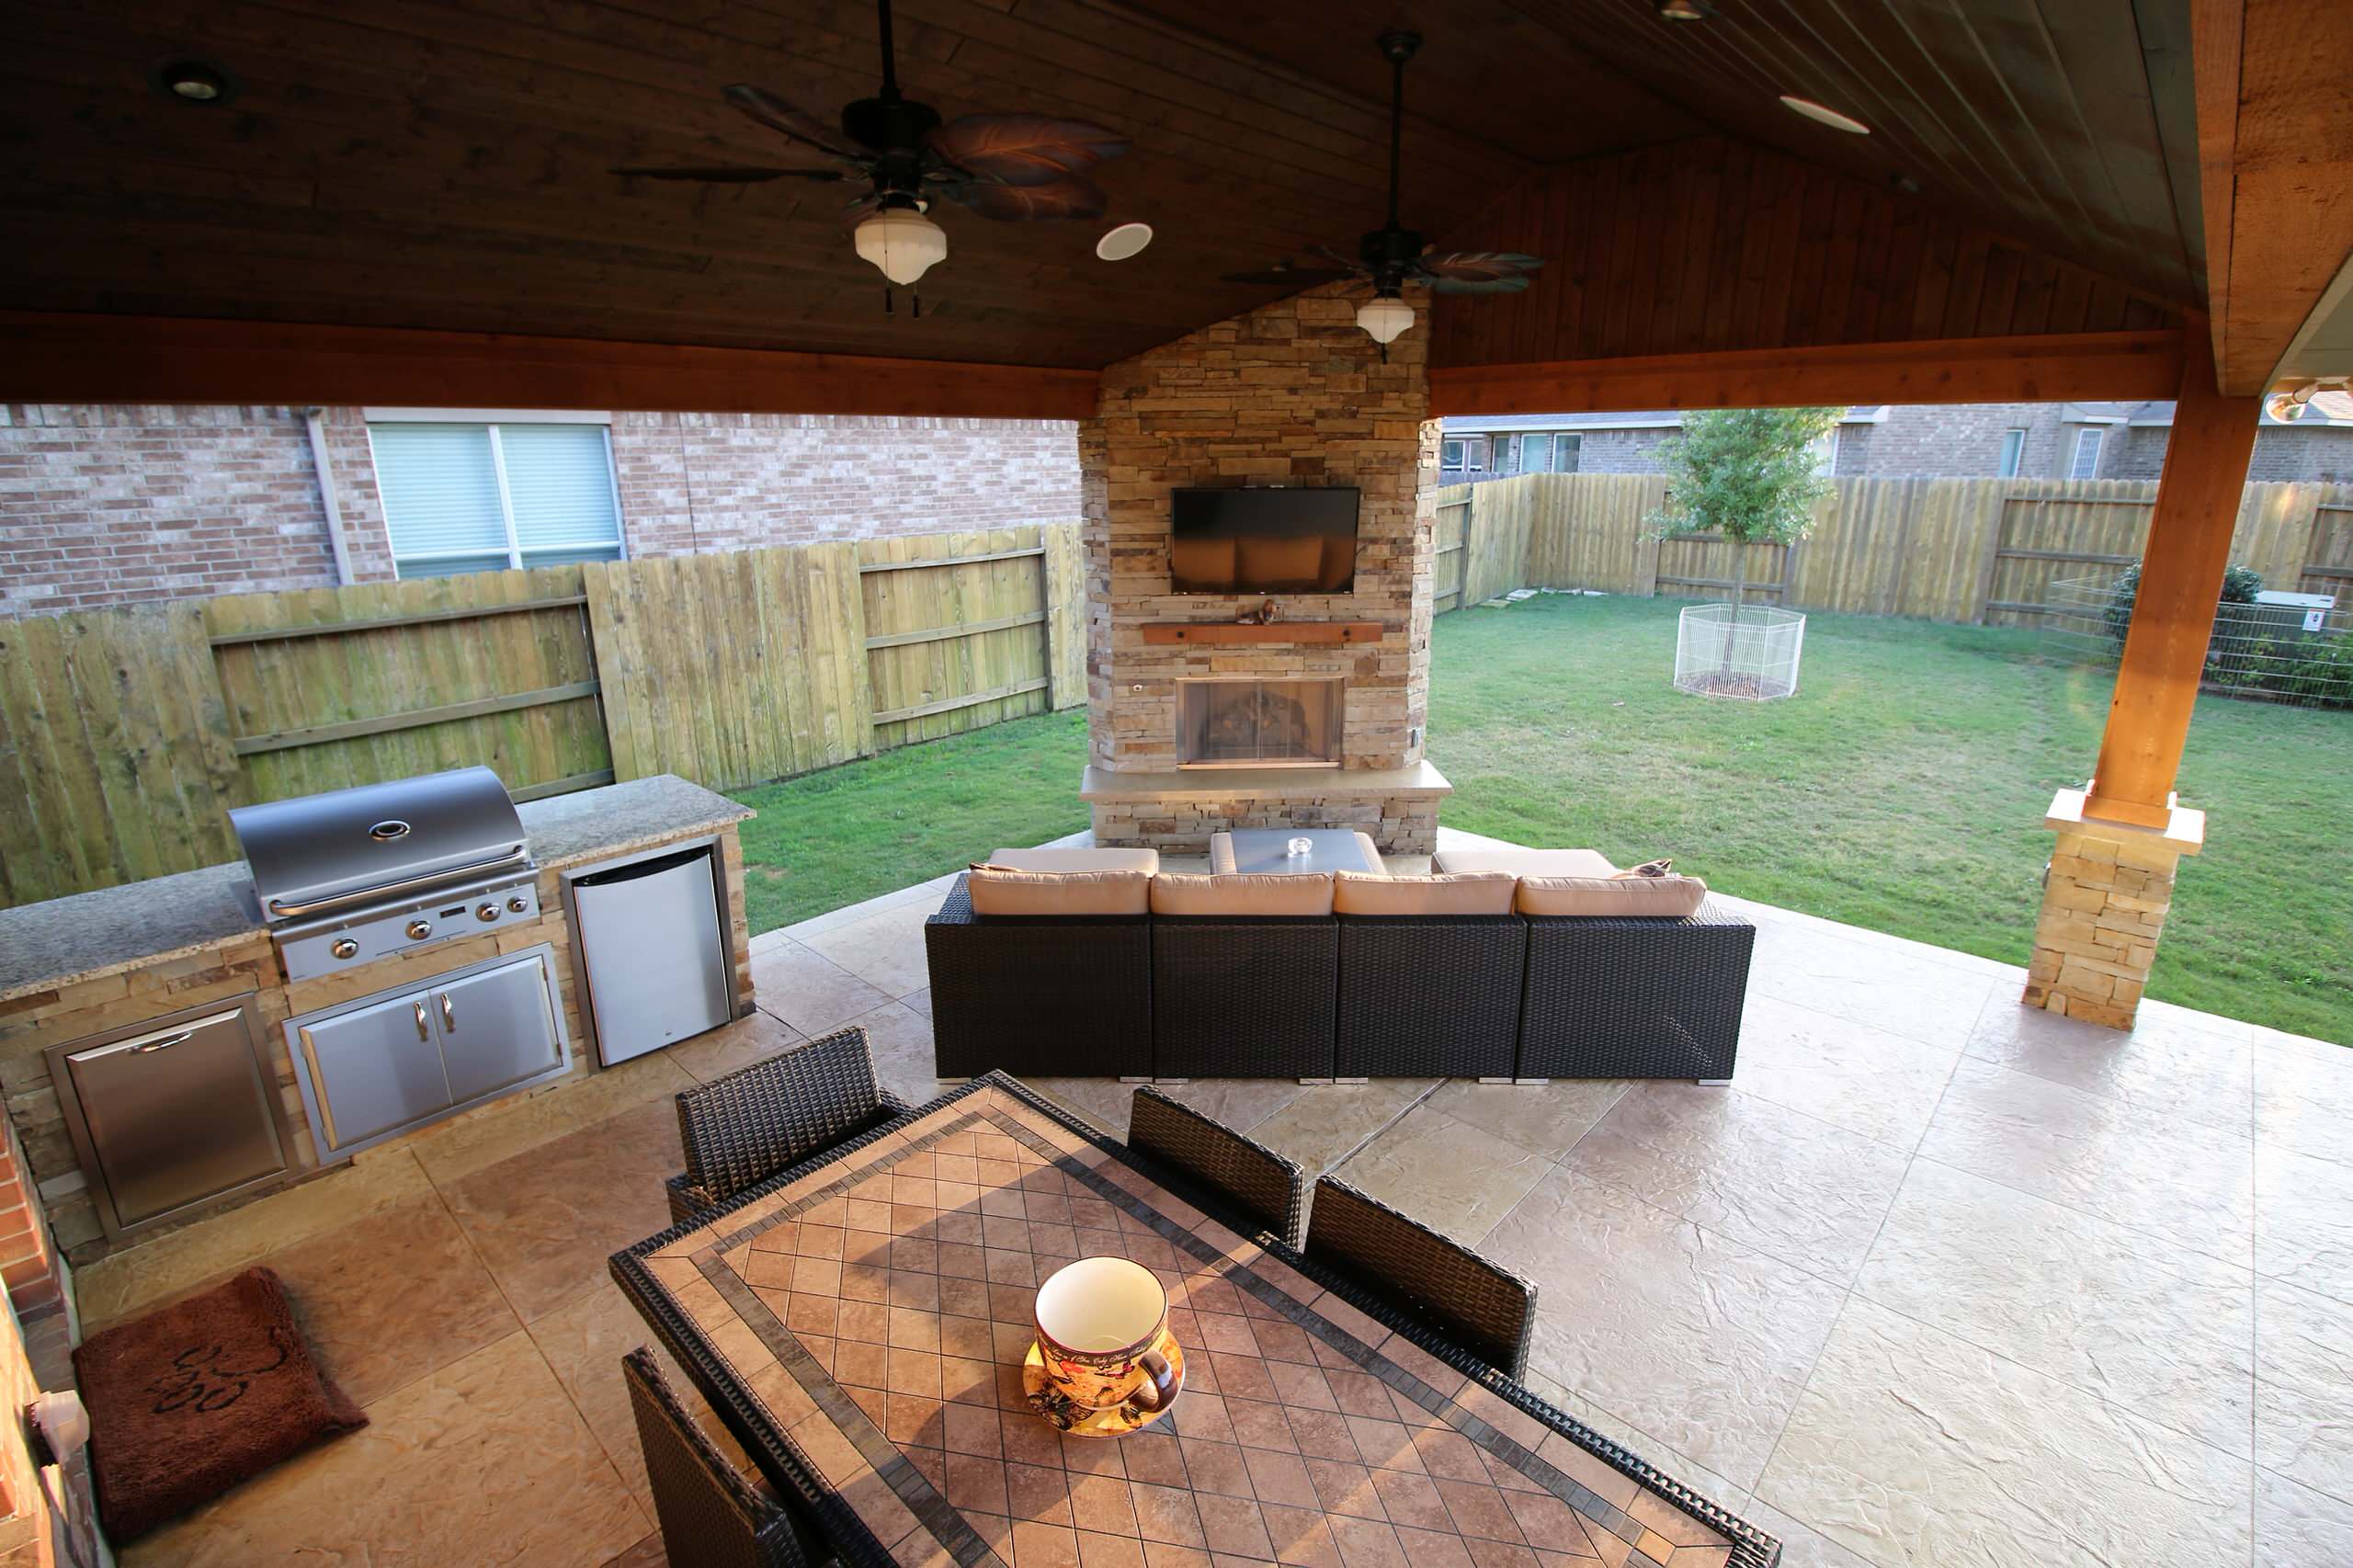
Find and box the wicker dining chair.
[665,1025,910,1226]
[1125,1086,1309,1248]
[1303,1176,1537,1379]
[623,1347,824,1568]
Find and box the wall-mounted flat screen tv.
[1170,486,1360,594]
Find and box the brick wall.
[610,412,1079,553]
[2,404,1079,619]
[0,404,347,619]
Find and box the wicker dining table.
[611,1074,1779,1568]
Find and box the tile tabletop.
[613,1077,1772,1568]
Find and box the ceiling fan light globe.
[1356,295,1415,346]
[855,208,948,285]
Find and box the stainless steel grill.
[229,767,542,981]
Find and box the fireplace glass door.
[1176,679,1342,768]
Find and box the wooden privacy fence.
[0,523,1085,908]
[1436,473,2353,626]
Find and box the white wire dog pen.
[1674,603,1807,699]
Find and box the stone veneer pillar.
[1075,282,1447,853]
[2022,788,2204,1028]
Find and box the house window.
[369,420,625,577]
[1441,438,1465,470]
[1998,428,2026,477]
[1462,437,1488,472]
[1495,435,1519,475]
[1521,434,1553,473]
[1554,433,1582,472]
[2070,426,2105,479]
[1810,427,1841,477]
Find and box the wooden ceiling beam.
[2191,0,2353,392]
[1427,329,2188,416]
[0,312,1100,420]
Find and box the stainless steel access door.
[54,1003,290,1237]
[294,988,454,1154]
[434,955,564,1104]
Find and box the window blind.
[497,424,622,566]
[369,424,509,576]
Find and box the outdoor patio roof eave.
[1426,330,2191,419]
[0,311,1104,423]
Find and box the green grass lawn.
[1434,593,2351,1045]
[730,594,2350,1043]
[730,709,1090,937]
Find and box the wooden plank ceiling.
[0,0,2222,374]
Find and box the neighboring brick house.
[0,403,1081,618]
[1439,395,2353,484]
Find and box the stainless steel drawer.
[50,999,292,1239]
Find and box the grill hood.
[230,766,529,920]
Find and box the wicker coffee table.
[613,1074,1779,1568]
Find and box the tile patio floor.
[77,828,2351,1567]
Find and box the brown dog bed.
[72,1266,367,1541]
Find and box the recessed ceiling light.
[1655,0,1715,18]
[153,60,236,106]
[1096,222,1154,261]
[1780,96,1870,133]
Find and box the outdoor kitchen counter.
[0,774,752,1005]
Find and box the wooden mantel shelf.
[1139,621,1384,646]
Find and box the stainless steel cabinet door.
[296,991,453,1153]
[61,1007,289,1233]
[432,954,563,1106]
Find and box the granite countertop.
[0,775,752,1005]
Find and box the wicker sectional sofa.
[924,845,1756,1085]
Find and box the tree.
[1645,407,1843,621]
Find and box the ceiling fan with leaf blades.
[1222,31,1543,355]
[611,0,1129,312]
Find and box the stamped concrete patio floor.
[78,828,2348,1567]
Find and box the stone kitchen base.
[1079,761,1451,855]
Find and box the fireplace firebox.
[1176,678,1343,768]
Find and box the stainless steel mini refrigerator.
[565,839,734,1066]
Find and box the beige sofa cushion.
[965,866,1151,916]
[1149,872,1336,917]
[988,847,1161,874]
[1433,848,1619,880]
[1514,874,1708,918]
[1332,870,1517,916]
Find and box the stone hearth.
[1076,283,1449,852]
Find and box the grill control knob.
[506,895,529,915]
[476,903,501,923]
[405,918,433,940]
[330,937,359,960]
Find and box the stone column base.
[2023,788,2204,1030]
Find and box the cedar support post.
[2021,320,2255,1030]
[2081,321,2259,826]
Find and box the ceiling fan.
[611,0,1130,312]
[1222,31,1543,353]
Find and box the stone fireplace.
[1076,283,1450,853]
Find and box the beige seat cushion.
[1211,831,1388,876]
[1514,874,1708,918]
[988,847,1161,874]
[1149,872,1336,917]
[965,866,1151,916]
[1433,848,1619,880]
[1333,870,1517,916]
